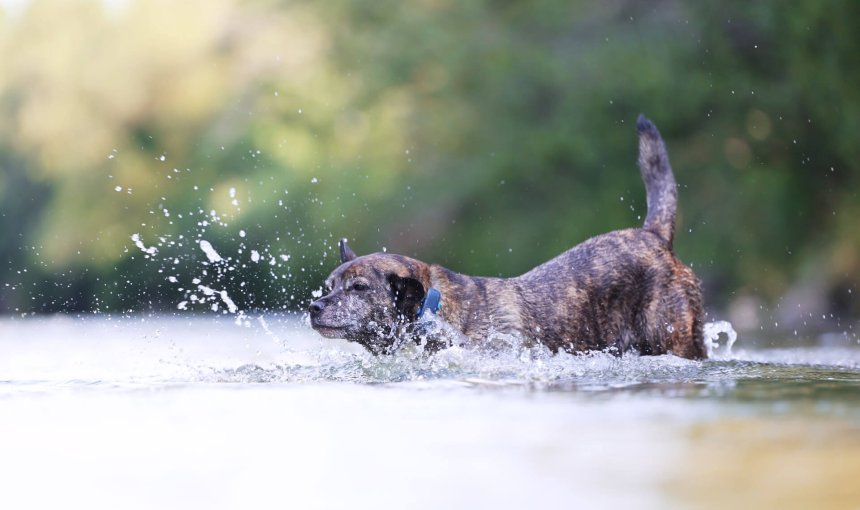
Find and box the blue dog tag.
[416,288,442,320]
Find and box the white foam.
[130,233,158,256]
[197,284,238,314]
[220,290,238,313]
[198,239,222,263]
[198,285,216,296]
[703,320,738,357]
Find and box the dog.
[309,115,707,359]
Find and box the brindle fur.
[309,115,707,360]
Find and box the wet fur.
[309,116,707,360]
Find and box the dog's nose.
[309,300,325,316]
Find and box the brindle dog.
[309,115,707,359]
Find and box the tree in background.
[0,0,857,334]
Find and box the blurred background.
[0,0,857,337]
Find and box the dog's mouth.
[310,320,349,338]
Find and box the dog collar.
[416,288,442,319]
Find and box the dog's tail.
[637,114,677,249]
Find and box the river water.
[1,314,858,509]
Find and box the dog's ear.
[387,274,425,319]
[339,238,357,263]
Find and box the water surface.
[1,315,858,509]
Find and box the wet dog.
[309,115,707,359]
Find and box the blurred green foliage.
[0,0,858,325]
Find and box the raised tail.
[636,114,677,249]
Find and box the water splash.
[207,320,706,388]
[130,233,158,256]
[198,239,222,263]
[703,320,738,358]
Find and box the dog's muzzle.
[308,298,346,336]
[308,299,325,318]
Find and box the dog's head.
[308,239,430,354]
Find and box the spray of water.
[200,310,729,388]
[123,182,743,384]
[703,320,738,358]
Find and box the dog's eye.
[351,282,370,292]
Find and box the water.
[1,315,859,510]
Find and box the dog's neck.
[427,265,524,339]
